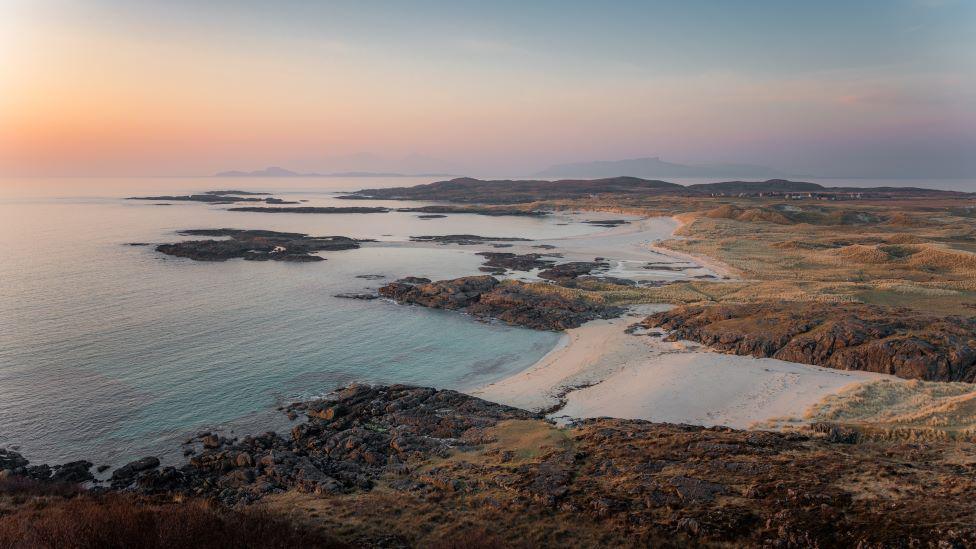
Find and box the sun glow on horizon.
[2,0,974,177]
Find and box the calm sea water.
[0,177,602,466]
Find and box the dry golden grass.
[804,379,976,442]
[632,197,976,314]
[499,195,976,314]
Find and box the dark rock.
[668,476,728,504]
[334,293,379,300]
[205,190,270,196]
[0,449,29,471]
[51,461,94,483]
[396,276,431,285]
[155,229,361,262]
[110,385,536,504]
[582,219,630,227]
[476,252,555,273]
[409,235,532,246]
[811,423,861,444]
[128,194,266,204]
[397,205,548,217]
[538,261,609,281]
[379,275,623,330]
[111,456,160,486]
[562,275,640,288]
[641,301,976,382]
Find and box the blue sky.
[3,0,974,176]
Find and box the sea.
[1,175,973,468]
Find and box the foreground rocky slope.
[3,385,974,547]
[378,275,623,330]
[641,301,976,382]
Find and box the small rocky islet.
[128,190,298,205]
[154,229,365,262]
[408,234,532,245]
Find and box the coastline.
[472,307,893,429]
[470,212,888,429]
[647,213,739,279]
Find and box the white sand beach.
[472,307,893,429]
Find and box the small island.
[154,229,364,262]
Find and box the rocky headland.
[641,301,976,382]
[378,275,622,330]
[154,229,363,262]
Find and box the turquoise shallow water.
[0,177,587,466]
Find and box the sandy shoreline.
[470,212,889,429]
[472,309,891,429]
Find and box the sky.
[1,0,974,178]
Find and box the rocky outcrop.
[409,234,532,245]
[396,205,549,217]
[538,261,609,282]
[4,387,976,546]
[125,385,533,504]
[154,229,363,262]
[476,252,556,273]
[0,449,93,484]
[378,275,623,330]
[204,190,269,196]
[110,457,161,488]
[127,191,297,205]
[581,219,630,227]
[333,293,379,300]
[641,301,976,381]
[128,194,266,204]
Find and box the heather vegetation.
[0,489,344,548]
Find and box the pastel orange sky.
[2,1,974,177]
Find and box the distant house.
[271,246,287,254]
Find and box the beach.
[469,212,890,428]
[472,308,893,429]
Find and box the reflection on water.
[0,177,587,465]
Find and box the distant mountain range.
[534,157,789,179]
[215,166,454,178]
